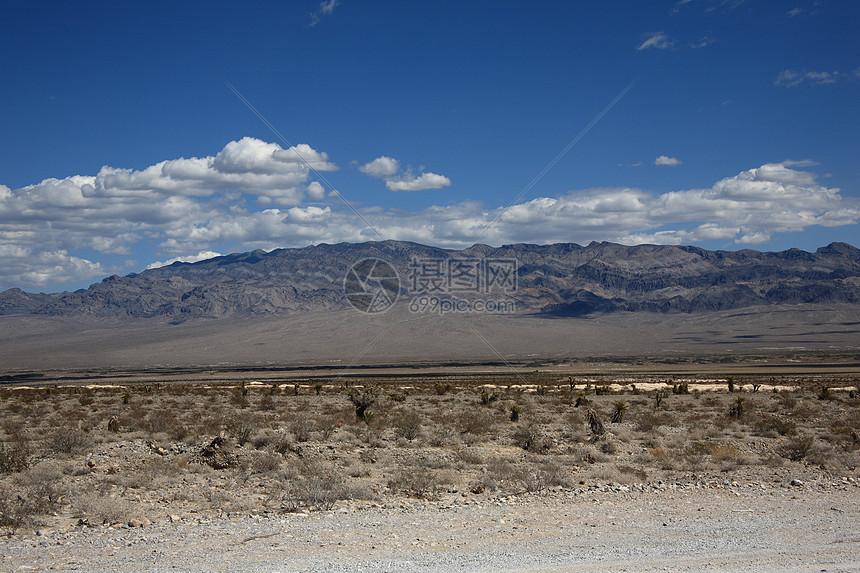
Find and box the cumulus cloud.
[637,32,672,51]
[655,155,682,166]
[0,138,336,289]
[358,156,400,178]
[1,142,857,292]
[359,155,451,191]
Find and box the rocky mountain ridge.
[1,241,858,320]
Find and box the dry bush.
[780,435,815,462]
[648,446,680,470]
[633,411,674,432]
[426,423,459,447]
[513,460,570,493]
[0,442,29,474]
[242,449,283,475]
[455,448,484,465]
[391,409,424,442]
[388,466,443,499]
[1,464,65,534]
[616,464,648,482]
[45,428,93,456]
[294,460,348,510]
[73,492,134,526]
[456,408,494,435]
[289,416,315,443]
[146,410,189,441]
[753,415,798,437]
[511,424,551,454]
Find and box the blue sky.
[1,0,859,292]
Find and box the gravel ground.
[3,479,858,572]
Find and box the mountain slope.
[1,241,858,320]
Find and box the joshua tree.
[348,386,377,422]
[610,401,628,423]
[588,410,605,436]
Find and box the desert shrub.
[77,390,94,407]
[226,420,254,446]
[616,464,648,482]
[780,435,815,462]
[1,465,64,534]
[45,428,93,456]
[686,440,720,456]
[513,460,569,493]
[434,382,452,395]
[316,418,338,441]
[600,440,617,455]
[0,443,29,474]
[754,416,797,437]
[485,457,518,485]
[73,492,134,526]
[457,409,495,437]
[392,409,423,442]
[426,423,459,447]
[146,410,188,441]
[243,450,283,475]
[644,445,672,467]
[289,416,314,443]
[387,391,406,403]
[512,424,550,454]
[455,448,484,465]
[634,411,673,432]
[387,466,441,499]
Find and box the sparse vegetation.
[0,368,856,535]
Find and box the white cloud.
[0,138,337,289]
[310,0,339,27]
[146,251,224,270]
[1,143,857,292]
[359,156,400,178]
[386,172,452,192]
[637,32,672,51]
[655,155,682,166]
[359,155,451,191]
[775,69,841,87]
[690,35,716,49]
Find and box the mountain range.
[1,241,858,321]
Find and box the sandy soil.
[2,477,858,572]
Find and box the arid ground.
[1,358,858,570]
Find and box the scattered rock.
[195,436,238,469]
